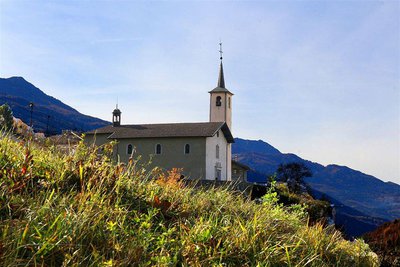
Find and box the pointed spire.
[209,42,233,94]
[217,61,225,88]
[217,42,225,88]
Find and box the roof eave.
[208,87,234,95]
[232,160,251,170]
[220,123,235,143]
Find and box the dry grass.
[0,133,379,266]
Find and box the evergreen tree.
[0,103,14,131]
[276,162,312,193]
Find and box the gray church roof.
[86,122,234,143]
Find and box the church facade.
[85,57,248,181]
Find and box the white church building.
[86,49,248,181]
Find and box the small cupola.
[112,105,121,127]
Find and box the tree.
[276,162,312,193]
[0,103,14,131]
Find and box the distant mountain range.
[0,77,109,134]
[233,138,400,237]
[1,76,399,238]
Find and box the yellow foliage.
[157,167,185,189]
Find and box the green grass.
[0,134,379,266]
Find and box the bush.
[274,182,332,224]
[0,104,13,131]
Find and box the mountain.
[232,138,281,155]
[233,138,400,238]
[0,77,109,134]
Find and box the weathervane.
[219,42,223,60]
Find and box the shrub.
[0,104,13,131]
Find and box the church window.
[228,97,231,108]
[127,144,133,155]
[216,96,222,106]
[184,144,190,154]
[216,144,220,159]
[155,144,162,155]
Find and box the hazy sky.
[1,0,399,184]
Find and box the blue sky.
[1,0,399,184]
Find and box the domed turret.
[112,105,121,127]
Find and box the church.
[85,50,248,181]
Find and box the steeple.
[217,42,225,88]
[209,42,233,130]
[209,42,232,94]
[210,42,233,182]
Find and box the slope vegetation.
[364,219,400,267]
[0,135,378,266]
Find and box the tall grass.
[0,134,379,266]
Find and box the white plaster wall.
[226,143,232,181]
[205,129,229,181]
[209,92,232,130]
[226,95,232,131]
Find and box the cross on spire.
[219,42,223,60]
[217,42,225,88]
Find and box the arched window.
[184,144,190,154]
[216,96,222,106]
[216,144,220,159]
[127,144,133,155]
[155,144,162,155]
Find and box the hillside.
[364,219,400,267]
[233,138,400,238]
[0,77,109,134]
[0,134,378,266]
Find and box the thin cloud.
[91,37,143,44]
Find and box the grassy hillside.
[0,134,378,266]
[364,219,400,266]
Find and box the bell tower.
[112,105,121,127]
[209,43,233,130]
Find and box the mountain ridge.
[233,138,400,237]
[0,76,110,134]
